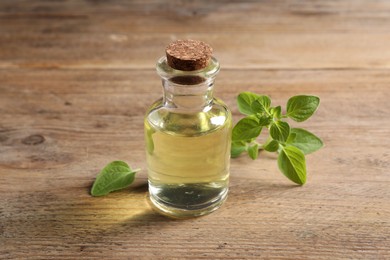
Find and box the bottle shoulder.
[145,98,232,136]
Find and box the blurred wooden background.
[0,0,389,259]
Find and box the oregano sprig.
[231,92,323,185]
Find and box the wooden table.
[1,1,389,259]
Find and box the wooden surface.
[1,0,389,259]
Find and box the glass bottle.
[144,40,232,218]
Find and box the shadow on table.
[2,176,301,251]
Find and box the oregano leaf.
[248,144,259,160]
[286,132,297,143]
[250,95,271,114]
[288,128,324,154]
[257,115,273,126]
[237,92,262,115]
[231,141,247,158]
[91,161,139,197]
[271,106,282,119]
[270,121,290,143]
[232,116,263,141]
[145,124,155,155]
[278,146,306,185]
[286,95,320,122]
[263,139,279,152]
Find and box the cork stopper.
[166,39,212,71]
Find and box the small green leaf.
[286,132,297,143]
[145,123,155,155]
[232,116,262,141]
[278,146,306,185]
[237,92,262,115]
[263,139,279,152]
[250,95,271,114]
[286,95,320,122]
[256,115,273,126]
[259,95,271,109]
[247,144,259,160]
[251,101,264,114]
[231,141,247,158]
[288,128,324,154]
[270,106,282,119]
[270,121,290,143]
[91,161,139,197]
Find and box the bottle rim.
[156,56,220,80]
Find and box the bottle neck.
[162,77,215,111]
[156,56,220,112]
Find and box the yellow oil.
[145,98,232,218]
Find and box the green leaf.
[263,139,279,152]
[250,95,271,114]
[145,123,155,155]
[247,144,259,160]
[286,95,320,122]
[286,132,297,143]
[91,161,139,197]
[288,128,324,155]
[237,92,262,115]
[232,116,262,141]
[256,115,273,126]
[278,146,306,185]
[231,141,247,158]
[270,121,290,143]
[271,106,282,119]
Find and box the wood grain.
[1,0,390,70]
[1,0,389,259]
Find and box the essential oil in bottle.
[144,39,232,218]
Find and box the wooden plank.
[1,1,390,69]
[1,0,390,34]
[1,32,390,70]
[1,68,389,120]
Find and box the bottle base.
[148,183,228,219]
